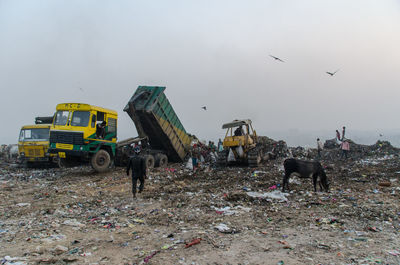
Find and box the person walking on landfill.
[126,155,147,198]
[336,130,341,143]
[340,140,350,159]
[341,126,346,141]
[317,138,323,158]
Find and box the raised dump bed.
[124,86,193,162]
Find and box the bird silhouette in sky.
[269,55,284,62]
[379,133,383,137]
[79,87,84,92]
[201,106,207,111]
[326,69,340,76]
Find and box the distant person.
[317,138,323,158]
[96,121,106,139]
[126,155,147,198]
[341,126,346,141]
[191,144,199,171]
[218,139,223,152]
[234,126,243,136]
[336,130,341,142]
[340,140,350,160]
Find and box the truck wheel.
[155,154,168,167]
[91,150,111,172]
[144,155,155,168]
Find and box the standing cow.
[282,158,329,192]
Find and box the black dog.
[282,158,329,192]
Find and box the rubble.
[0,138,400,264]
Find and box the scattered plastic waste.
[246,190,289,202]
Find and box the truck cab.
[18,124,56,165]
[48,103,118,172]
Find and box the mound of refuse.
[321,139,399,160]
[258,136,289,159]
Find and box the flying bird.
[269,55,284,62]
[201,106,207,111]
[79,87,84,92]
[326,69,340,76]
[379,133,383,137]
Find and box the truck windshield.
[71,111,90,127]
[54,111,70,125]
[19,128,50,141]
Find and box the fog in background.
[1,0,400,147]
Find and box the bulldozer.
[217,119,264,167]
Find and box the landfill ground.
[1,155,400,265]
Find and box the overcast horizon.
[1,1,400,146]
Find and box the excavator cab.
[218,119,263,167]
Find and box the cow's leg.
[318,176,324,191]
[312,173,318,192]
[282,172,290,192]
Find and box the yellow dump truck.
[18,121,57,166]
[48,103,118,172]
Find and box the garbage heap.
[322,139,399,160]
[258,136,289,159]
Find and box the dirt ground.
[1,155,400,265]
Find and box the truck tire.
[248,148,262,168]
[91,150,111,172]
[144,154,155,168]
[155,154,168,167]
[217,150,228,167]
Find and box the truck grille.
[50,131,84,145]
[26,147,43,157]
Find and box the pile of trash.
[258,136,289,159]
[0,144,19,164]
[322,139,399,160]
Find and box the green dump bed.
[124,86,192,162]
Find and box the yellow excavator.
[217,119,264,167]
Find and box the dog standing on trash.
[126,155,147,198]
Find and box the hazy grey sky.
[1,0,400,145]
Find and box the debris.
[277,240,292,249]
[184,238,202,248]
[143,250,159,263]
[215,223,231,233]
[246,190,289,202]
[388,250,400,256]
[378,181,391,187]
[16,203,30,207]
[52,245,68,255]
[62,219,85,227]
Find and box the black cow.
[282,158,329,192]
